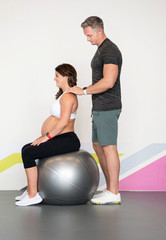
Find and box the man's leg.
[102,145,120,194]
[93,141,109,189]
[91,110,121,204]
[93,143,120,194]
[91,143,121,205]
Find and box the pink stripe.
[119,155,166,191]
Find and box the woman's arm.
[49,93,76,137]
[31,93,76,146]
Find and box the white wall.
[0,0,166,189]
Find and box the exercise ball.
[37,150,99,205]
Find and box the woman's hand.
[31,136,49,146]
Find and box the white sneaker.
[94,189,108,198]
[91,191,121,205]
[15,190,28,201]
[15,193,43,206]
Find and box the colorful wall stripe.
[98,144,166,191]
[0,144,166,191]
[0,153,22,173]
[119,155,166,191]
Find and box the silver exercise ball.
[37,150,99,205]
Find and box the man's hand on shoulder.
[68,86,84,95]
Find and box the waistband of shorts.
[92,109,122,115]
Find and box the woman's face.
[54,71,68,88]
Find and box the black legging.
[22,132,80,169]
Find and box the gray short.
[92,109,121,146]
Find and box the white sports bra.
[50,91,77,119]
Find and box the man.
[69,16,122,205]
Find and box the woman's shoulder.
[60,92,77,102]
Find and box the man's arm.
[68,64,118,95]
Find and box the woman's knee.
[21,144,33,162]
[21,145,36,168]
[21,143,31,154]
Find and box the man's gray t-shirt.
[91,38,122,111]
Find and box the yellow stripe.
[0,153,22,173]
[0,152,124,173]
[92,153,124,164]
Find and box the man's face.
[83,26,101,46]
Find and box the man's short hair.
[81,16,104,29]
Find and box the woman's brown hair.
[55,63,77,99]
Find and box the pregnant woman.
[15,63,80,206]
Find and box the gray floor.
[0,191,166,240]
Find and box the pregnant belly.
[41,116,59,136]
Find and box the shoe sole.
[91,201,121,205]
[15,199,42,207]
